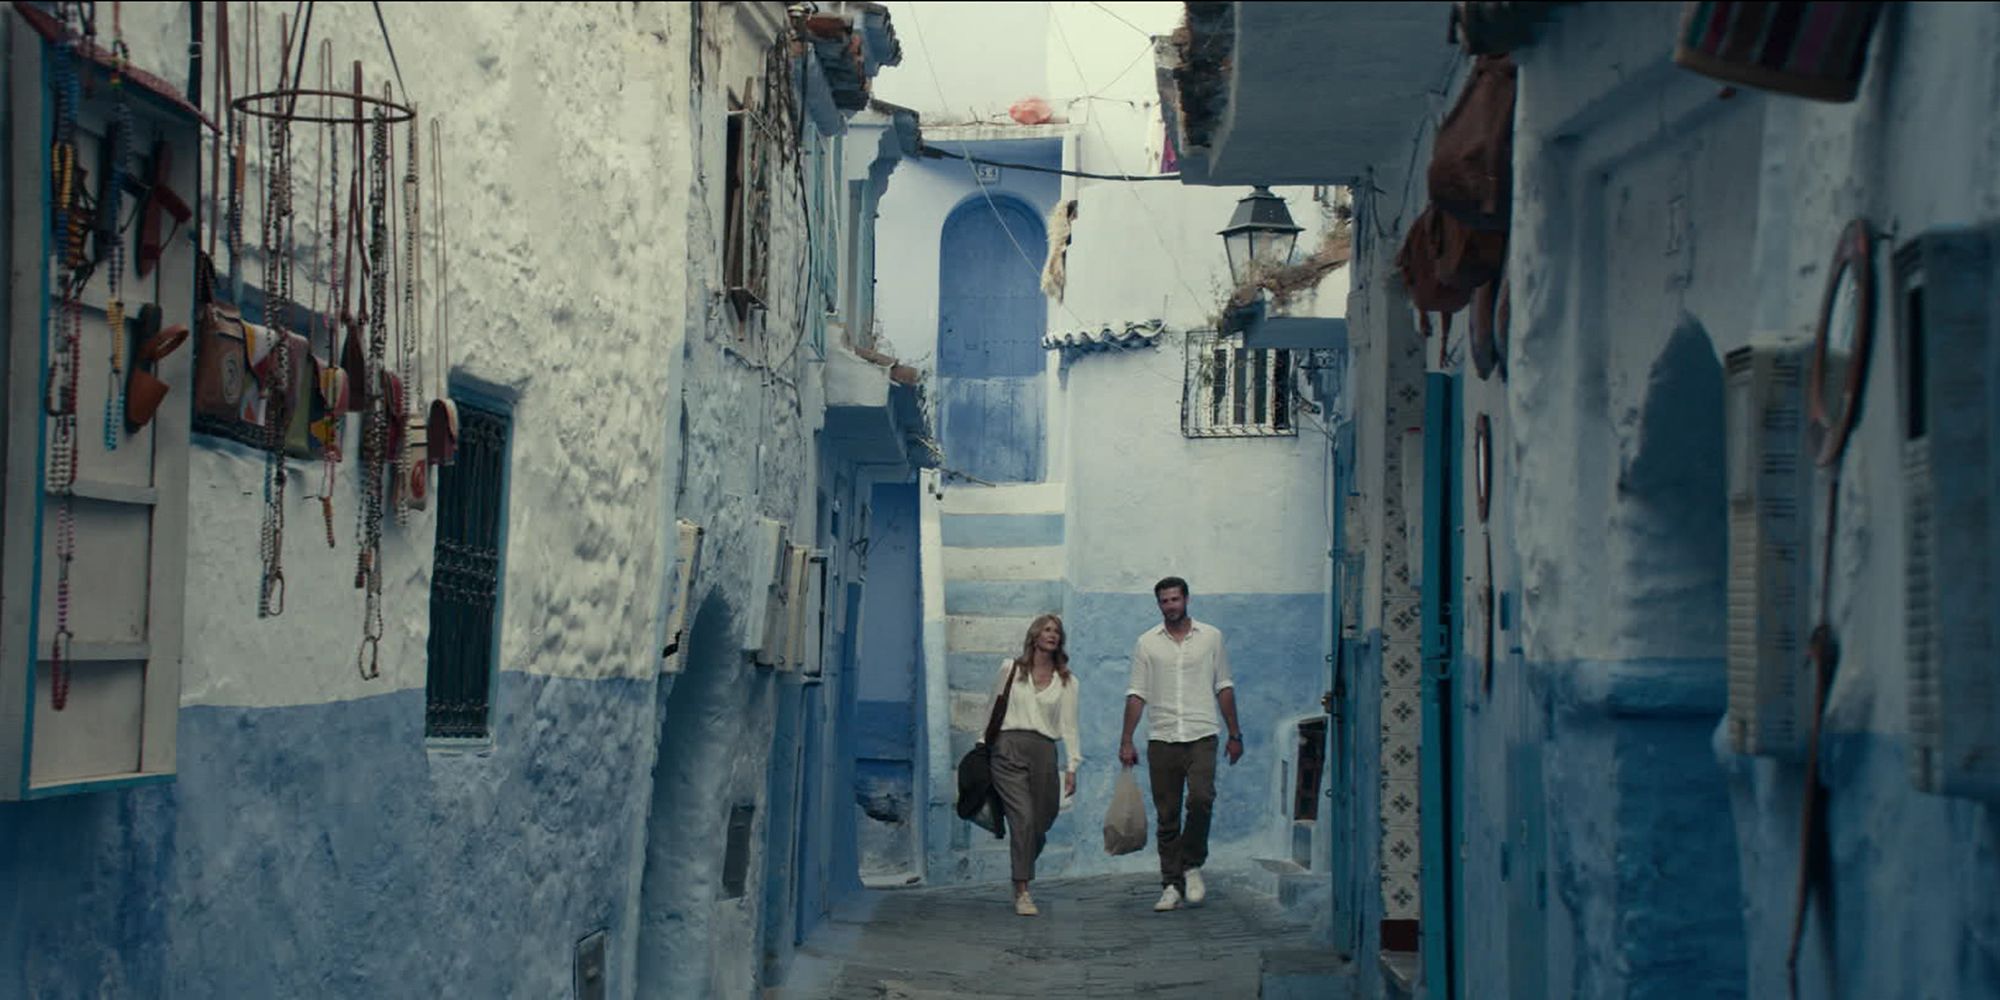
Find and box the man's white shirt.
[1127,618,1235,743]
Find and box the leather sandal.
[125,304,190,431]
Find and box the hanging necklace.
[101,4,133,452]
[397,103,425,517]
[427,115,456,466]
[355,99,390,680]
[43,27,86,711]
[257,14,298,618]
[314,43,342,548]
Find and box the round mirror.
[1808,219,1876,467]
[1474,413,1492,524]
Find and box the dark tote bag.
[954,662,1019,838]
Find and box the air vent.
[1723,340,1813,759]
[661,520,705,674]
[744,518,789,662]
[1898,226,2000,801]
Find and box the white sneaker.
[1015,892,1040,917]
[1185,868,1206,905]
[1153,885,1183,912]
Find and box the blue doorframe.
[1420,373,1465,999]
[799,581,863,944]
[1329,420,1361,957]
[793,681,823,947]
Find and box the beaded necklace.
[43,27,85,710]
[101,7,132,452]
[355,101,389,680]
[257,17,298,618]
[397,105,424,517]
[314,47,342,548]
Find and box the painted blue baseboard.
[940,513,1064,548]
[943,579,1064,617]
[0,673,655,999]
[948,652,1008,691]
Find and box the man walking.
[1119,576,1243,913]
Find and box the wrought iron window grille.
[425,397,511,740]
[1181,329,1298,439]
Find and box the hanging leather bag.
[1429,53,1518,231]
[954,661,1021,838]
[193,299,251,418]
[1397,205,1505,314]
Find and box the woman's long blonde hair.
[1014,613,1073,685]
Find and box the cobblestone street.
[773,869,1350,999]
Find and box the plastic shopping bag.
[1103,767,1148,856]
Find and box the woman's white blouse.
[993,658,1084,773]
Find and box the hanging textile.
[1673,1,1889,103]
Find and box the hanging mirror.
[1808,219,1877,467]
[1474,413,1493,524]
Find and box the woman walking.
[986,613,1083,916]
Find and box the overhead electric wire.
[919,144,1179,182]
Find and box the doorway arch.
[635,591,755,998]
[937,195,1049,483]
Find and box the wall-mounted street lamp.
[1219,186,1303,285]
[1218,186,1346,351]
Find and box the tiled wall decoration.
[1377,310,1427,924]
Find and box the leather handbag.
[953,661,1021,838]
[279,331,312,455]
[1428,53,1518,231]
[1397,205,1504,315]
[193,300,250,418]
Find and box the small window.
[721,803,757,899]
[723,98,771,325]
[425,395,512,740]
[1183,330,1297,438]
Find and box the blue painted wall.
[0,672,653,999]
[853,482,923,881]
[937,196,1048,483]
[858,484,921,705]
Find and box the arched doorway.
[635,591,765,999]
[937,197,1049,483]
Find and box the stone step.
[949,652,1010,692]
[944,579,1063,617]
[1260,949,1357,1000]
[939,482,1066,516]
[941,512,1064,549]
[942,545,1064,581]
[942,842,1078,885]
[948,614,1038,654]
[1247,858,1327,916]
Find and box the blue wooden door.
[1420,373,1466,998]
[938,198,1047,483]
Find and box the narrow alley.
[777,870,1345,1000]
[3,1,1998,998]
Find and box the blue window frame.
[425,391,512,740]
